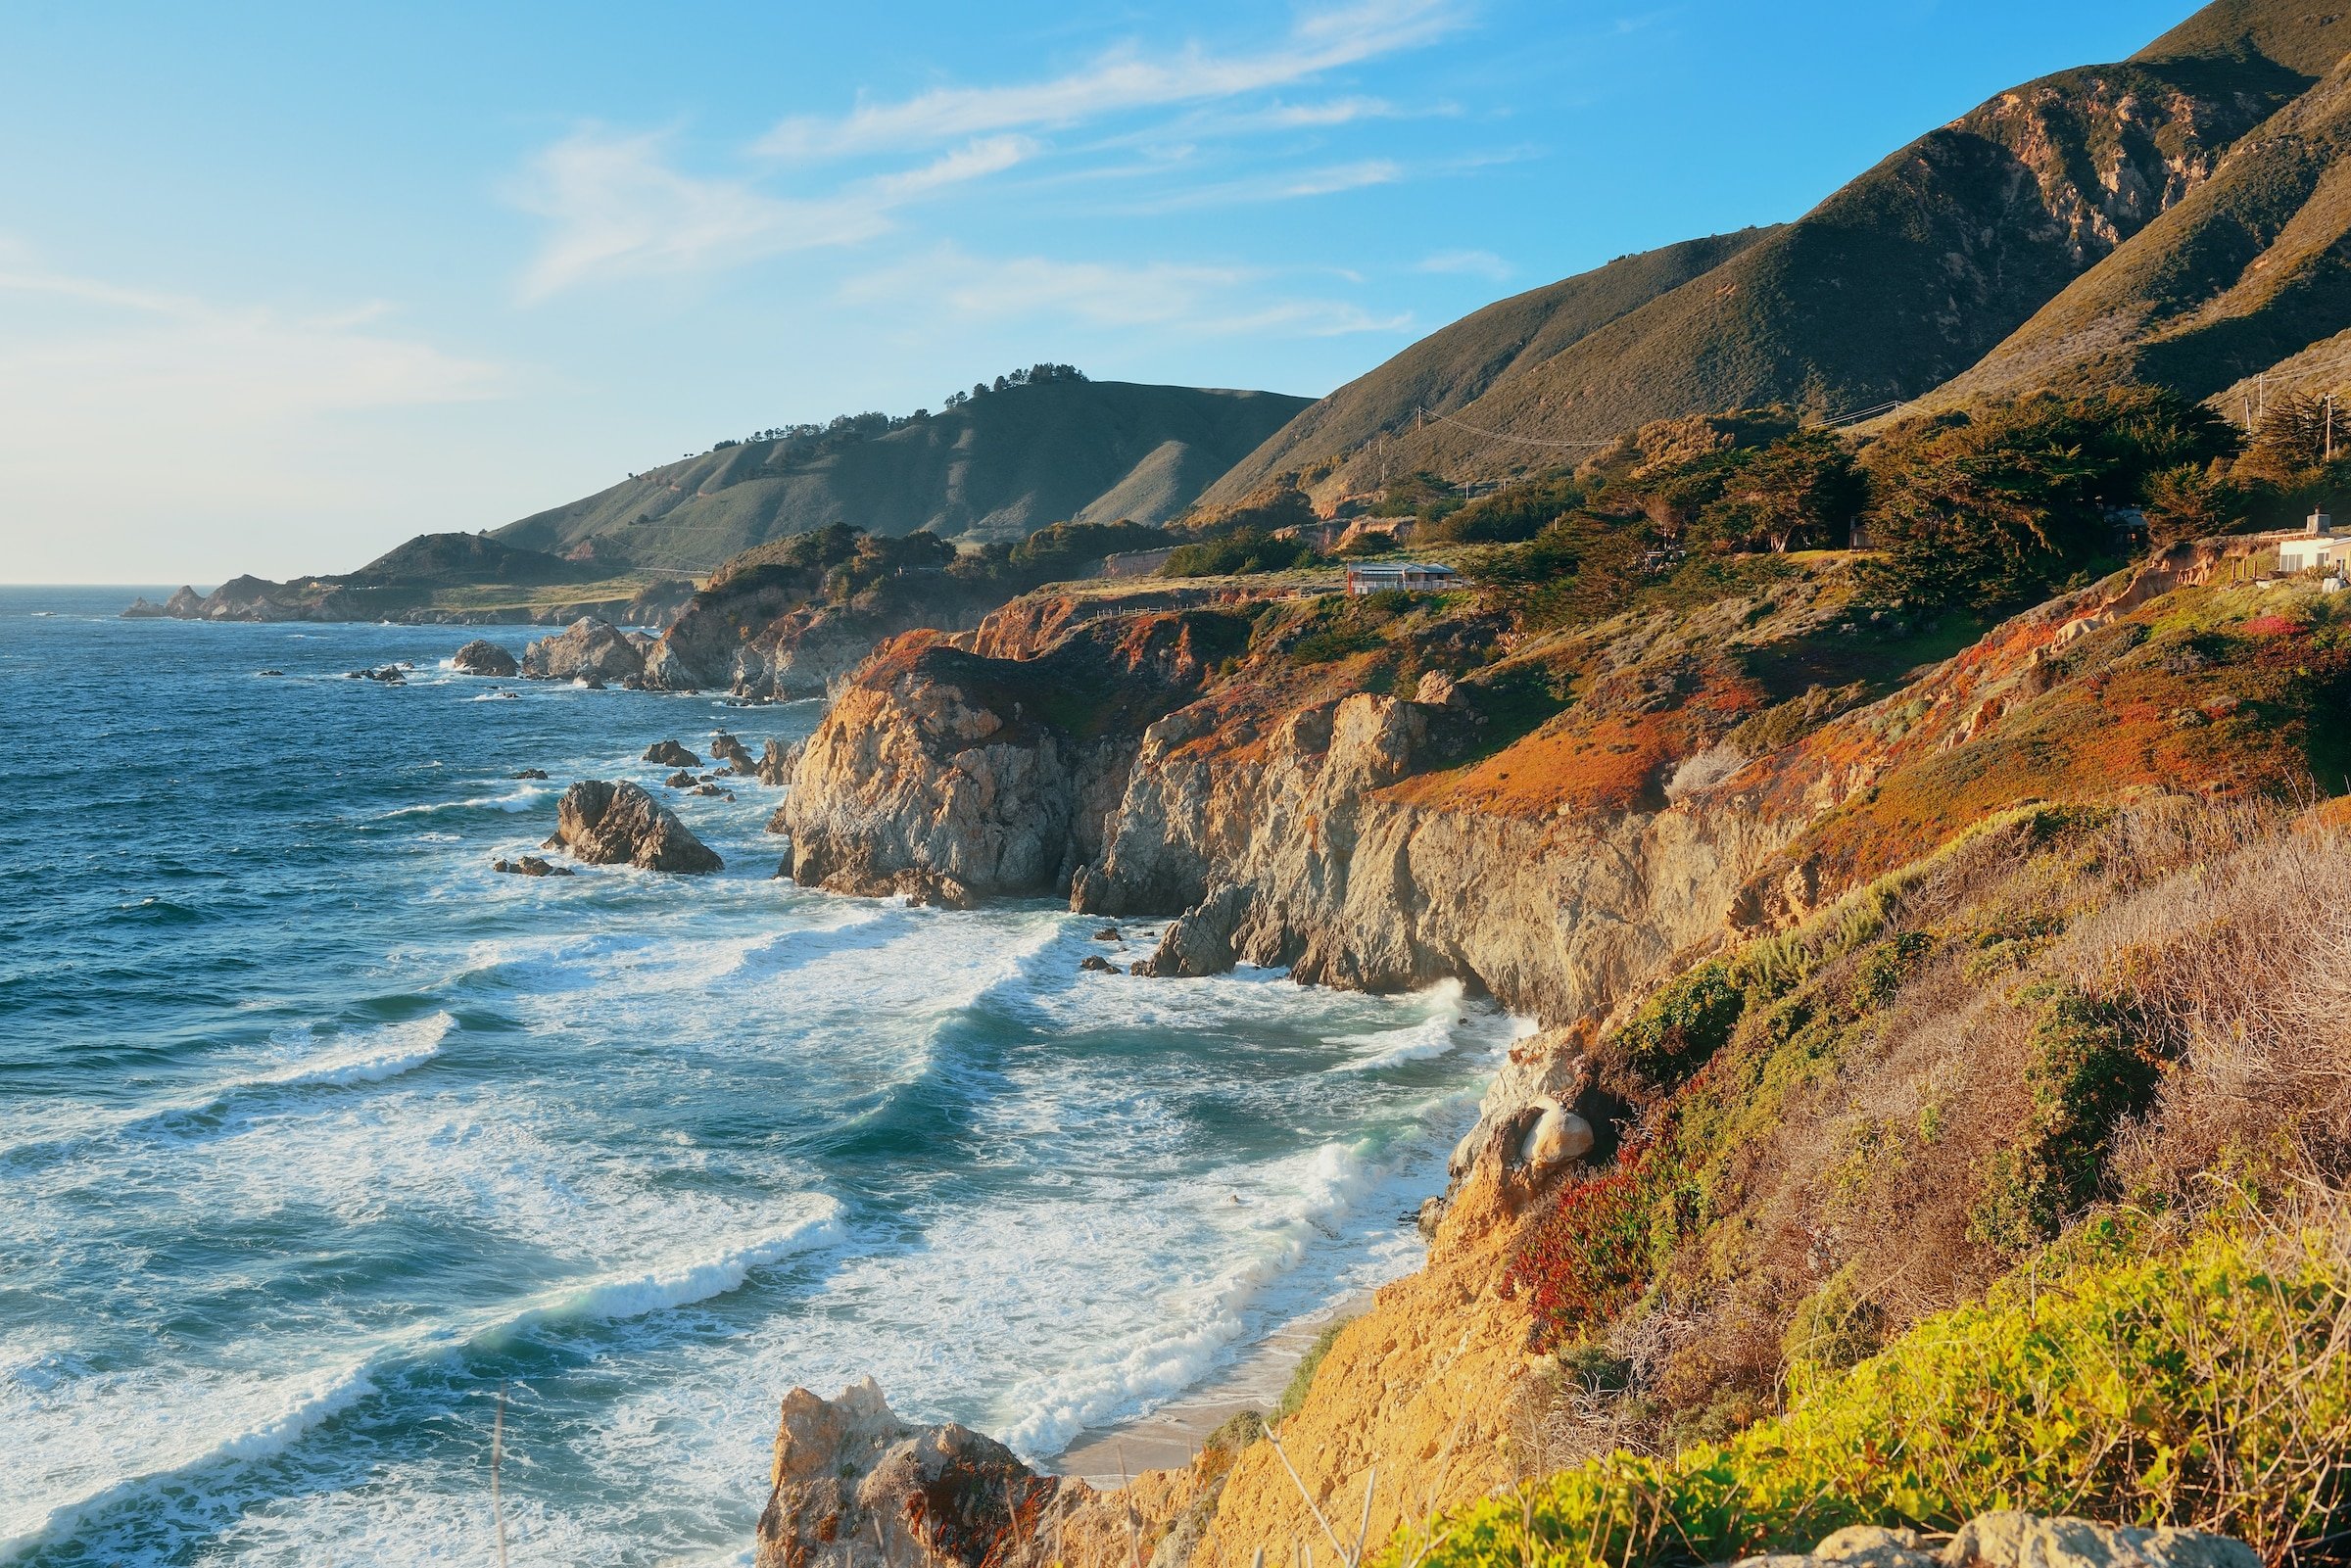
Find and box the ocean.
[0,587,1517,1566]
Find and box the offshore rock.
[545,780,721,874]
[452,639,520,677]
[644,739,700,768]
[710,731,755,770]
[757,738,798,785]
[521,616,645,682]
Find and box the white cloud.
[840,247,1410,337]
[1416,248,1512,280]
[754,0,1463,160]
[0,260,509,578]
[512,127,1048,298]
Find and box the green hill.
[495,376,1311,574]
[1216,3,2318,502]
[1196,230,1772,507]
[1918,53,2351,413]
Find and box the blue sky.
[2,0,2205,583]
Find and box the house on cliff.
[1345,561,1461,596]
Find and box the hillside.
[2135,0,2351,76]
[495,378,1311,574]
[120,531,687,625]
[1214,4,2323,505]
[763,506,2351,1566]
[1196,230,1772,507]
[1919,53,2351,411]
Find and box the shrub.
[1609,962,1746,1084]
[1161,530,1319,578]
[1275,1317,1357,1423]
[1395,1217,2351,1568]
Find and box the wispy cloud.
[0,255,510,577]
[512,127,1036,298]
[840,246,1412,337]
[511,0,1475,303]
[1416,247,1512,281]
[753,0,1463,160]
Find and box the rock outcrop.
[644,739,700,768]
[757,739,797,785]
[522,617,648,682]
[783,611,1237,902]
[710,731,755,771]
[545,780,722,873]
[1733,1514,2258,1568]
[453,638,520,677]
[753,1379,1074,1568]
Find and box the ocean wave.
[483,1205,843,1341]
[248,1015,453,1090]
[998,1137,1384,1459]
[0,1356,380,1560]
[2,1201,840,1559]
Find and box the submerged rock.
[544,780,722,874]
[452,639,520,677]
[491,855,573,878]
[645,739,700,768]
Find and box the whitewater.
[0,588,1520,1566]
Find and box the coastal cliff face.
[783,539,2273,1023]
[763,536,2351,1568]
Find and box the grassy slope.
[1235,50,2295,500]
[495,380,1312,573]
[2135,0,2351,76]
[1925,56,2351,410]
[1196,231,1775,508]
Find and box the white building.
[2277,510,2351,576]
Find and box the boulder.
[452,639,520,677]
[1080,955,1118,974]
[753,1379,1067,1568]
[1730,1512,2260,1568]
[666,770,696,788]
[513,768,550,781]
[1092,926,1123,942]
[710,731,754,770]
[1519,1098,1596,1170]
[644,739,700,768]
[521,617,645,682]
[544,780,723,874]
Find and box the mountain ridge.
[496,377,1311,574]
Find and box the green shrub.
[1161,530,1319,578]
[1969,990,2165,1256]
[1275,1316,1357,1423]
[1610,961,1747,1083]
[1395,1219,2351,1568]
